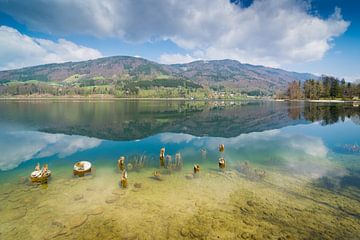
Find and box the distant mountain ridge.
[0,56,318,94]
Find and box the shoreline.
[1,95,359,104]
[0,95,256,101]
[276,99,360,103]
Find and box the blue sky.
[0,0,359,81]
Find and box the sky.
[0,0,359,81]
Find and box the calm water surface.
[0,100,359,239]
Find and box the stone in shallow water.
[180,228,189,237]
[243,219,254,226]
[86,186,96,191]
[246,200,255,207]
[52,220,66,228]
[87,207,104,216]
[73,194,84,201]
[185,174,194,180]
[189,227,203,238]
[105,196,118,204]
[239,232,252,239]
[69,215,88,229]
[121,233,138,240]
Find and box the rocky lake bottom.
[0,163,359,240]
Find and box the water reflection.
[159,129,346,179]
[1,100,359,141]
[0,128,101,171]
[0,100,358,179]
[302,103,360,125]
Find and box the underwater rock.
[121,233,138,240]
[134,182,142,188]
[246,200,256,207]
[240,232,252,239]
[102,218,115,226]
[86,186,96,191]
[105,196,118,204]
[185,174,194,180]
[180,228,189,237]
[69,215,88,229]
[87,207,104,216]
[73,194,84,201]
[189,227,203,238]
[243,219,254,226]
[52,220,66,228]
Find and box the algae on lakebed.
[0,165,359,240]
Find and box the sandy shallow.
[0,163,359,240]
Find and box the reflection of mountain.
[0,101,359,141]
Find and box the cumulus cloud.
[0,130,102,171]
[0,0,350,67]
[0,26,102,70]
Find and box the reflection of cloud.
[230,131,345,178]
[159,133,195,144]
[0,130,101,171]
[173,129,344,179]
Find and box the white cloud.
[0,0,349,67]
[159,53,198,64]
[343,75,360,83]
[0,130,102,171]
[0,26,102,70]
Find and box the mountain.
[171,60,317,93]
[0,56,318,94]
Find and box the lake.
[0,100,359,239]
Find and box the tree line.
[0,78,203,96]
[285,76,360,100]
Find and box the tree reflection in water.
[0,100,359,140]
